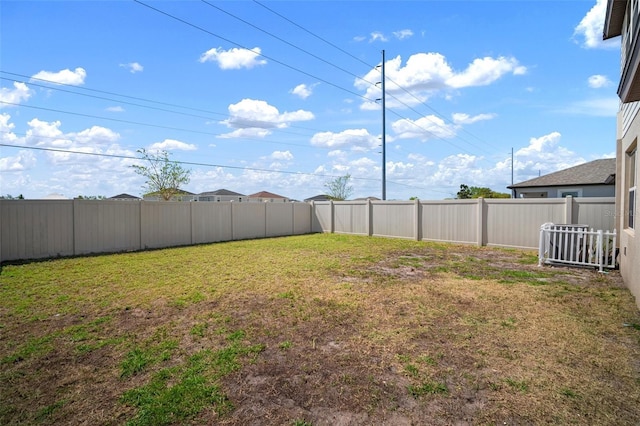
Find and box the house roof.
[304,194,331,202]
[248,191,287,199]
[198,189,245,196]
[508,158,616,189]
[109,193,140,199]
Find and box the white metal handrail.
[538,223,617,272]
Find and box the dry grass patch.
[1,234,639,425]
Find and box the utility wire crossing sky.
[0,0,620,200]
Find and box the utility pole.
[381,50,386,200]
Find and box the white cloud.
[199,47,267,70]
[514,132,584,179]
[0,150,37,172]
[392,112,495,141]
[271,150,293,161]
[291,83,318,99]
[0,113,21,144]
[356,53,525,110]
[353,35,366,43]
[310,128,379,151]
[148,139,197,151]
[392,115,456,141]
[370,32,388,42]
[447,56,526,88]
[72,126,120,144]
[106,106,125,112]
[557,97,619,117]
[119,62,144,73]
[219,99,314,138]
[574,0,619,49]
[587,74,612,88]
[393,29,413,40]
[31,67,87,85]
[452,113,496,125]
[0,82,32,107]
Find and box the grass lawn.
[1,233,639,425]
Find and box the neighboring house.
[197,189,246,202]
[248,191,290,203]
[304,194,331,202]
[507,159,616,198]
[604,0,640,307]
[143,189,196,202]
[109,193,140,201]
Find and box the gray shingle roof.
[198,189,245,196]
[508,158,616,189]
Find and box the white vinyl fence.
[538,224,617,271]
[0,200,312,262]
[0,196,616,263]
[312,197,616,250]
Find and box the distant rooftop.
[199,189,245,196]
[508,158,616,189]
[248,191,287,199]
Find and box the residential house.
[507,158,616,198]
[304,194,331,202]
[197,189,246,202]
[248,191,290,203]
[603,0,640,307]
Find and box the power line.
[133,0,377,104]
[0,72,326,136]
[0,101,321,151]
[0,142,374,182]
[248,1,501,154]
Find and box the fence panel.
[191,202,233,244]
[74,200,141,255]
[266,203,294,237]
[421,200,477,244]
[484,199,567,249]
[293,202,312,235]
[572,197,616,233]
[372,201,414,239]
[312,202,332,233]
[0,200,74,261]
[233,202,267,240]
[334,201,368,235]
[140,202,192,249]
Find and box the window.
[561,191,579,198]
[628,147,637,229]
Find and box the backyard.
[1,233,639,425]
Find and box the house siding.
[617,109,640,307]
[514,185,615,199]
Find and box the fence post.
[597,229,604,272]
[538,224,546,266]
[330,200,335,234]
[477,197,485,247]
[565,196,573,224]
[366,199,373,236]
[414,198,420,241]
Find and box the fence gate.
[538,223,617,272]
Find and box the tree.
[75,195,106,200]
[324,174,353,201]
[457,184,510,199]
[131,149,191,201]
[1,194,24,200]
[457,184,472,199]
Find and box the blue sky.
[0,0,621,200]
